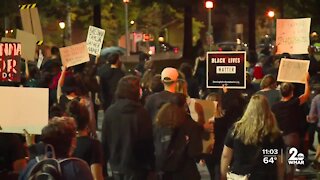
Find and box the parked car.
[216,41,248,51]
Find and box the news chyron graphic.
[261,147,305,165]
[262,148,281,164]
[287,147,305,165]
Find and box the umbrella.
[97,46,126,70]
[100,46,126,59]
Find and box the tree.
[284,0,320,32]
[141,0,196,60]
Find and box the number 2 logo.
[288,147,304,161]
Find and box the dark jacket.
[101,99,154,173]
[144,91,179,122]
[99,66,125,110]
[163,116,203,180]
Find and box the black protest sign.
[206,51,246,89]
[0,43,21,82]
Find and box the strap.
[59,157,88,164]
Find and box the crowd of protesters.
[0,41,320,180]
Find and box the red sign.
[0,42,21,82]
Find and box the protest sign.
[0,42,21,82]
[0,87,48,134]
[189,98,216,153]
[277,58,309,83]
[207,51,246,89]
[276,18,311,54]
[1,37,18,43]
[19,3,43,44]
[59,42,90,67]
[86,26,105,56]
[16,29,37,61]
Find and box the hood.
[113,98,142,113]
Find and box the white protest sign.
[16,29,37,61]
[277,58,309,83]
[59,42,90,67]
[1,37,18,43]
[86,26,105,56]
[0,87,48,134]
[276,18,311,54]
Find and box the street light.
[267,10,275,18]
[266,10,275,41]
[59,21,66,47]
[59,21,65,30]
[205,0,214,51]
[123,0,130,57]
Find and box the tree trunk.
[93,2,101,28]
[183,5,193,61]
[279,0,284,18]
[248,0,257,63]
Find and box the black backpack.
[27,144,62,180]
[154,125,190,172]
[26,144,89,180]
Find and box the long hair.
[233,94,280,145]
[141,69,155,89]
[206,92,225,118]
[175,71,188,96]
[155,103,186,129]
[66,100,90,131]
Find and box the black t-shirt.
[72,136,104,166]
[224,128,283,176]
[59,95,80,111]
[0,133,26,173]
[271,97,301,135]
[186,78,199,98]
[212,116,234,162]
[256,89,281,107]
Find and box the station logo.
[288,147,304,165]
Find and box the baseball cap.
[161,67,179,83]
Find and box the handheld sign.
[0,87,48,134]
[277,58,309,84]
[86,26,105,56]
[16,29,37,61]
[0,42,21,82]
[207,51,246,89]
[59,42,90,67]
[1,37,18,43]
[19,3,43,45]
[188,98,216,153]
[276,18,311,54]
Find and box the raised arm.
[25,60,29,80]
[57,66,67,103]
[192,58,199,76]
[299,73,310,105]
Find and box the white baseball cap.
[161,67,179,83]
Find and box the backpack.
[26,144,89,180]
[154,125,190,172]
